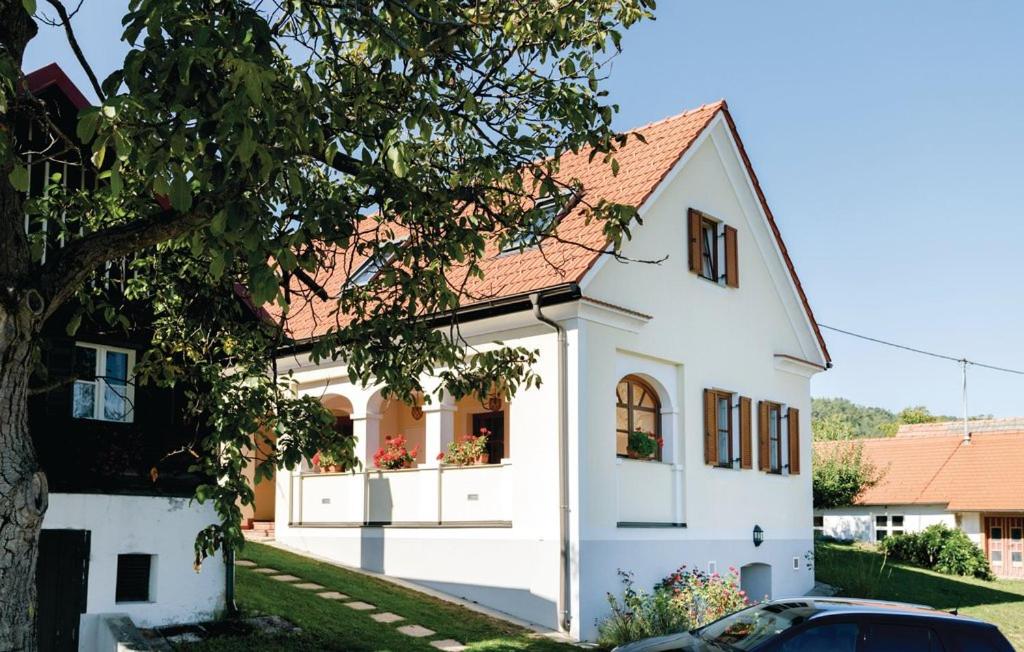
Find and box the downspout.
[224,547,238,616]
[530,292,572,634]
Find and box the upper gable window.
[504,197,560,252]
[73,343,135,423]
[688,208,738,288]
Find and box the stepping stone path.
[293,582,325,590]
[397,625,435,638]
[316,591,349,600]
[241,559,467,650]
[430,640,468,652]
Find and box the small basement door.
[37,529,90,651]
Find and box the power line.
[818,324,1024,377]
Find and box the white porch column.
[350,411,381,470]
[422,401,456,467]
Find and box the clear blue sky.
[23,1,1024,417]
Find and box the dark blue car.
[613,598,1015,652]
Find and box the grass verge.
[183,542,577,651]
[815,541,1024,649]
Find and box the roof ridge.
[621,99,727,136]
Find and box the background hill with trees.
[811,397,989,441]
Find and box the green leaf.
[386,145,408,178]
[237,126,256,163]
[153,175,170,197]
[22,0,36,13]
[109,168,123,197]
[7,165,29,192]
[91,141,107,169]
[170,172,192,212]
[76,110,99,143]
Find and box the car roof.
[767,597,991,626]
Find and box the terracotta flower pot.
[476,452,490,465]
[325,464,342,473]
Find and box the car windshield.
[695,602,816,650]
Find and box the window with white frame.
[874,514,904,542]
[72,343,135,423]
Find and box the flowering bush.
[438,428,490,466]
[597,566,749,648]
[627,430,663,459]
[657,566,750,623]
[373,435,419,470]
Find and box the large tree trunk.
[1,5,45,648]
[0,306,47,651]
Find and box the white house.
[815,419,1024,580]
[268,101,831,641]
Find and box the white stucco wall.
[572,118,823,640]
[814,504,957,542]
[43,493,225,647]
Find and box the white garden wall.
[43,493,225,649]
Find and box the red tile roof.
[277,102,830,364]
[897,417,1024,437]
[816,429,1024,511]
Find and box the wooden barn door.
[985,516,1024,579]
[37,529,90,651]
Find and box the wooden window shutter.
[688,209,702,274]
[724,225,739,288]
[758,401,770,471]
[788,407,801,474]
[739,396,752,469]
[703,389,716,465]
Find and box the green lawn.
[183,542,577,651]
[815,542,1024,649]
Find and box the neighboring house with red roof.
[272,100,830,641]
[814,419,1024,580]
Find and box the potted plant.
[313,449,343,473]
[437,428,491,466]
[373,435,419,470]
[626,430,662,460]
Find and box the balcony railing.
[289,462,513,528]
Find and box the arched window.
[615,375,662,460]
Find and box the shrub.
[597,567,748,648]
[880,524,992,580]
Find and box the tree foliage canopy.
[812,440,883,509]
[0,4,657,640]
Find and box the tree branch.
[45,0,105,102]
[39,203,212,320]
